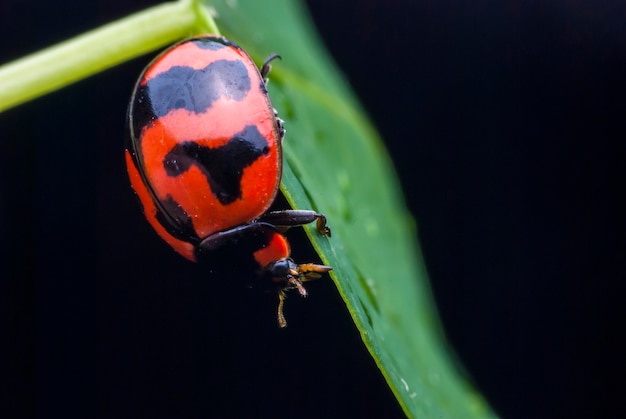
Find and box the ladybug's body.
[126,35,331,327]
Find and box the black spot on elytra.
[194,37,234,50]
[130,59,251,138]
[155,195,200,243]
[163,125,270,205]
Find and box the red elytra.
[125,35,331,327]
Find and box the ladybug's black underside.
[195,221,281,287]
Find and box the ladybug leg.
[195,223,277,258]
[276,277,308,328]
[260,53,281,79]
[260,55,285,141]
[258,210,331,237]
[274,108,285,141]
[277,290,288,328]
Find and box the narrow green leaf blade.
[208,1,497,417]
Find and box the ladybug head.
[261,258,332,327]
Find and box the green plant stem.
[0,0,219,112]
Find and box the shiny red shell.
[126,36,283,262]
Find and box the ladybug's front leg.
[195,222,278,261]
[258,210,331,237]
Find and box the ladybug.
[125,35,332,327]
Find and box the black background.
[3,0,625,418]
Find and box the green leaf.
[210,1,496,417]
